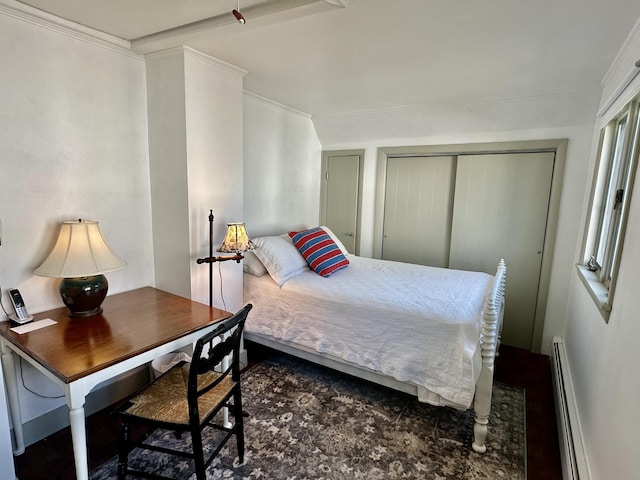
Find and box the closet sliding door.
[449,152,555,350]
[381,156,455,267]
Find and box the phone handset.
[9,289,34,324]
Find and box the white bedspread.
[244,255,493,409]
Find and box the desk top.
[0,287,231,383]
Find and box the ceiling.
[15,0,640,119]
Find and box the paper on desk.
[10,318,57,334]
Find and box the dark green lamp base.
[60,275,109,317]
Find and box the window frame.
[578,99,640,322]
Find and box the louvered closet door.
[382,156,455,267]
[449,152,555,349]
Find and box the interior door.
[381,156,456,267]
[449,152,555,350]
[321,152,361,253]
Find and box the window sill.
[576,265,611,323]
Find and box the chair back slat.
[197,332,240,374]
[187,304,252,419]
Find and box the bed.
[242,227,506,453]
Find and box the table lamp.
[34,219,127,317]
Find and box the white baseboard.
[551,336,590,480]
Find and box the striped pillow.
[289,227,349,277]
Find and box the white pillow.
[319,226,351,256]
[242,250,267,276]
[252,235,308,286]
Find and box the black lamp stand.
[195,210,243,307]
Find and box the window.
[578,99,640,321]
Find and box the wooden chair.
[113,303,252,480]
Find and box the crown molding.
[183,46,248,76]
[598,16,640,117]
[144,46,248,77]
[601,15,640,86]
[243,90,312,118]
[0,0,140,60]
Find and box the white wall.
[0,4,153,425]
[243,92,322,237]
[146,47,246,312]
[562,17,640,479]
[184,50,246,312]
[145,49,191,299]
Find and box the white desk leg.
[0,344,25,455]
[69,405,88,480]
[67,383,89,480]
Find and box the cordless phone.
[9,289,33,324]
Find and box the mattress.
[244,254,493,409]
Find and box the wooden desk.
[0,287,231,480]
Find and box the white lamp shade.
[34,220,127,278]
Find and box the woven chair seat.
[122,363,236,425]
[114,304,252,480]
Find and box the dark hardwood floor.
[495,345,562,480]
[12,344,561,479]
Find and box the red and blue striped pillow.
[289,227,349,277]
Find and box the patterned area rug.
[90,353,525,479]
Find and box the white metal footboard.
[472,259,507,453]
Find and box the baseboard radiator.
[551,336,590,480]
